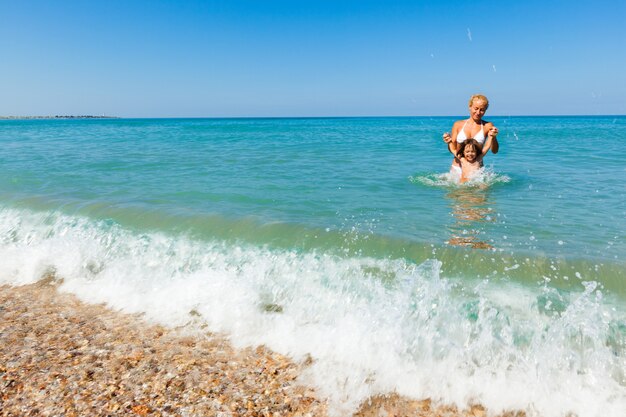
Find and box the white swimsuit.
[456,120,486,144]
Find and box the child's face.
[464,145,478,162]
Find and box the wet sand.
[0,279,524,417]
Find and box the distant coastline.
[0,115,120,120]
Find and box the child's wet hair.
[457,139,483,158]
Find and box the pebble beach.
[0,278,525,417]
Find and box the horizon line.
[2,114,625,120]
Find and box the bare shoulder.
[453,119,466,127]
[452,119,465,132]
[482,120,494,127]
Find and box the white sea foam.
[0,207,624,416]
[410,169,510,188]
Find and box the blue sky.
[1,0,625,117]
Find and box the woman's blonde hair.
[469,94,489,108]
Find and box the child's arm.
[444,121,462,155]
[448,140,458,155]
[443,132,458,154]
[481,135,493,155]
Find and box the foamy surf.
[410,168,511,188]
[1,207,624,417]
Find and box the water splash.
[409,169,510,188]
[0,207,625,416]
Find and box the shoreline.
[0,280,524,417]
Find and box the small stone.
[131,404,150,415]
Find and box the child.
[451,135,493,183]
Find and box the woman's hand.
[488,127,499,138]
[443,132,452,143]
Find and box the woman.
[443,94,499,177]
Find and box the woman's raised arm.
[487,124,499,154]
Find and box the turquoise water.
[1,117,625,416]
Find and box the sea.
[0,116,624,416]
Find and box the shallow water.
[1,117,625,416]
